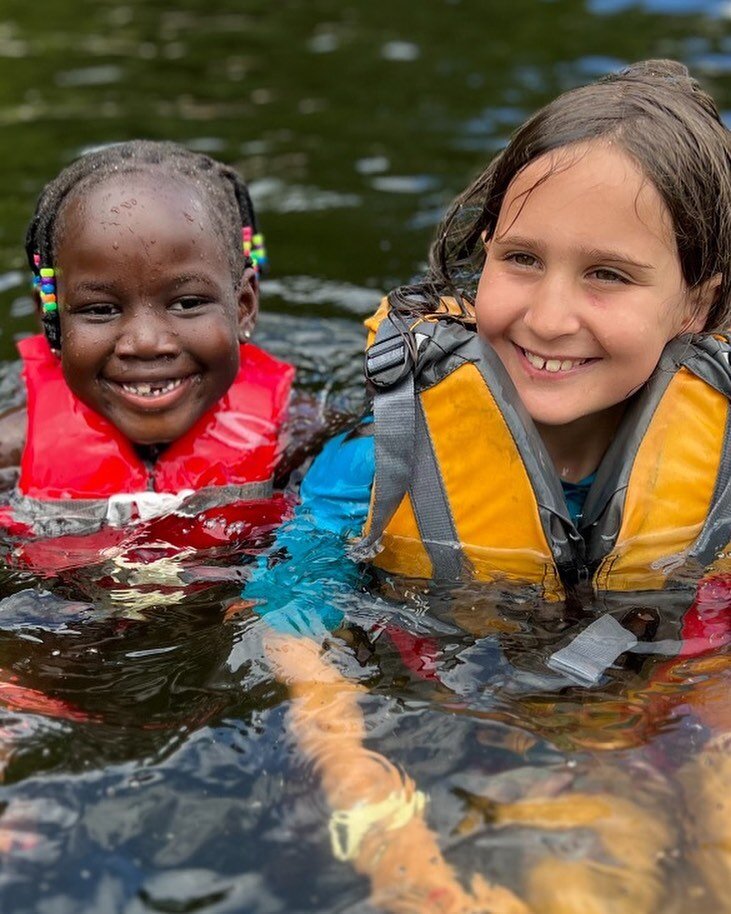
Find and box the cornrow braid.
[25,140,266,348]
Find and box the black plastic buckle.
[364,331,413,388]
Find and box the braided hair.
[26,140,263,348]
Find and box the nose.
[114,308,180,360]
[522,271,582,340]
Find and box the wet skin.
[474,141,717,480]
[54,172,256,446]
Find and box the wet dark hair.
[25,139,260,286]
[390,59,731,332]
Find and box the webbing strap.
[10,480,276,538]
[174,481,275,514]
[678,334,731,397]
[547,613,681,686]
[409,400,464,579]
[546,614,638,685]
[351,372,416,561]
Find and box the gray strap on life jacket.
[409,399,465,579]
[352,314,485,570]
[676,335,731,567]
[350,315,419,562]
[547,613,680,686]
[9,480,276,539]
[547,614,639,685]
[174,481,275,515]
[677,333,731,397]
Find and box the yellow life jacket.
[355,299,731,601]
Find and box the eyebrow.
[67,273,219,294]
[170,272,219,289]
[492,234,655,272]
[68,280,119,294]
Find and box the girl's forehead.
[56,170,224,256]
[496,142,675,248]
[54,171,232,275]
[69,170,208,219]
[505,143,642,203]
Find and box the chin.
[521,402,580,425]
[526,410,595,430]
[123,426,178,447]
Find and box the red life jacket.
[0,335,295,571]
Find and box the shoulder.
[301,420,375,499]
[296,420,374,536]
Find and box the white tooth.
[560,360,574,371]
[545,359,561,373]
[525,350,546,370]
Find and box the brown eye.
[170,297,207,312]
[591,268,629,284]
[77,303,119,319]
[507,252,539,268]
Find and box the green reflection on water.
[0,0,727,365]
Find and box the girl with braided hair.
[0,139,295,569]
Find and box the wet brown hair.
[390,59,731,332]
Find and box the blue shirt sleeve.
[241,425,375,638]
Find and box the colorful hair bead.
[36,268,57,313]
[242,226,267,275]
[242,226,253,258]
[31,253,61,350]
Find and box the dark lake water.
[0,1,731,912]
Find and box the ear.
[480,230,493,261]
[237,267,259,342]
[682,273,722,333]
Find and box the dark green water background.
[0,1,730,912]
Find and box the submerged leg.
[267,631,532,914]
[678,733,731,912]
[477,787,676,914]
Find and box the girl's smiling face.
[54,173,256,446]
[475,142,714,455]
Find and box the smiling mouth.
[104,373,199,407]
[118,378,187,398]
[519,346,592,373]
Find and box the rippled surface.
[0,1,731,912]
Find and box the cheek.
[60,339,94,380]
[474,265,524,335]
[60,317,105,354]
[475,292,515,343]
[205,329,240,383]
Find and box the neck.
[134,443,168,465]
[535,404,626,483]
